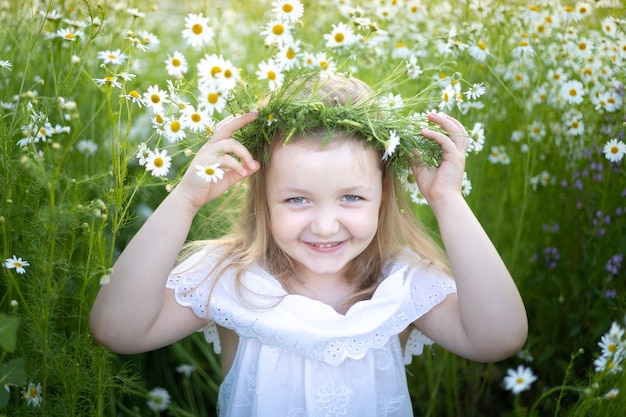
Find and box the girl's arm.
[412,113,527,362]
[89,113,259,354]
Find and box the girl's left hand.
[411,112,469,208]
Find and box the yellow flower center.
[208,92,219,104]
[519,40,529,47]
[529,5,539,12]
[204,167,216,175]
[579,42,587,51]
[286,48,296,59]
[564,6,574,12]
[65,33,75,40]
[154,157,163,168]
[334,33,345,43]
[272,24,285,35]
[192,23,203,35]
[129,90,141,99]
[268,71,276,80]
[282,4,293,13]
[319,61,329,70]
[108,54,116,60]
[29,387,37,398]
[155,114,164,123]
[171,121,181,132]
[516,377,524,384]
[211,66,222,78]
[609,343,617,352]
[151,94,161,104]
[477,41,487,50]
[172,58,181,67]
[224,69,232,78]
[15,261,22,268]
[611,146,619,155]
[191,113,201,123]
[569,88,577,97]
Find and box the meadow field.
[1,0,625,415]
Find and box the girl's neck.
[288,273,357,314]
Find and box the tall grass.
[1,0,625,415]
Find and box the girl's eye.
[342,194,361,202]
[287,197,308,204]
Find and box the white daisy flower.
[5,256,30,274]
[196,163,225,183]
[120,90,147,108]
[164,51,188,79]
[324,22,359,48]
[276,40,301,70]
[0,60,13,71]
[382,130,400,160]
[180,105,211,133]
[93,76,122,89]
[502,365,537,395]
[197,83,227,115]
[142,84,169,114]
[97,49,127,65]
[461,172,472,196]
[261,20,293,47]
[559,79,585,104]
[163,118,187,143]
[145,148,172,177]
[56,27,82,41]
[603,138,626,163]
[468,41,490,61]
[197,54,239,91]
[182,13,214,48]
[272,0,304,23]
[22,382,42,407]
[147,387,171,412]
[257,59,284,91]
[136,143,150,166]
[76,139,98,156]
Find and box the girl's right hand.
[174,112,260,211]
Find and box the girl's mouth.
[308,241,342,249]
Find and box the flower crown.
[231,71,444,175]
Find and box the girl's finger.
[210,112,258,143]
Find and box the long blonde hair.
[184,74,451,306]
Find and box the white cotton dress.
[166,247,456,417]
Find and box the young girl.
[90,75,527,416]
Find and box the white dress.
[166,247,457,417]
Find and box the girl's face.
[265,135,383,283]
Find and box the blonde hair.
[184,74,451,308]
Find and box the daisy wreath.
[229,68,447,176]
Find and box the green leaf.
[0,358,27,395]
[0,314,20,352]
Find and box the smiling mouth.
[308,241,342,249]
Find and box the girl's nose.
[310,208,340,237]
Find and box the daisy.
[22,382,42,407]
[598,332,624,358]
[502,365,537,395]
[142,84,169,114]
[461,172,472,196]
[382,130,400,160]
[379,93,404,110]
[406,55,422,79]
[391,42,410,59]
[136,143,150,166]
[272,0,304,23]
[126,8,145,18]
[512,40,535,58]
[560,79,585,104]
[163,118,187,143]
[147,387,171,412]
[197,54,239,91]
[97,49,127,65]
[594,354,623,373]
[137,30,160,49]
[601,17,618,38]
[468,41,489,61]
[438,84,457,111]
[196,163,225,183]
[464,83,486,100]
[145,148,172,177]
[257,59,284,91]
[76,139,98,156]
[468,122,485,154]
[261,20,293,47]
[400,170,427,205]
[93,76,122,89]
[324,22,359,49]
[197,83,227,115]
[165,51,188,79]
[56,28,83,41]
[120,90,147,108]
[313,52,336,77]
[605,388,619,400]
[180,105,211,133]
[176,364,196,377]
[0,60,12,71]
[276,40,301,70]
[603,138,626,163]
[40,9,63,21]
[5,256,30,274]
[182,13,214,48]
